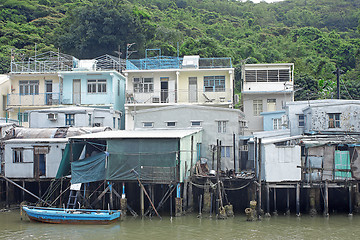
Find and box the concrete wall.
[61,71,126,113]
[133,105,244,171]
[29,108,121,129]
[0,75,10,118]
[125,68,233,105]
[305,103,360,132]
[243,93,292,135]
[261,110,286,131]
[4,140,67,178]
[179,131,203,182]
[286,100,360,135]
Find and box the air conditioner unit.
[281,114,288,127]
[152,97,160,103]
[47,113,57,121]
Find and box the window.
[118,118,121,129]
[298,115,305,127]
[13,149,23,163]
[166,122,176,127]
[253,100,263,116]
[191,121,202,127]
[133,77,154,93]
[221,146,231,158]
[143,122,154,128]
[113,117,116,129]
[65,114,75,126]
[18,112,28,123]
[87,79,107,93]
[273,118,281,130]
[267,99,276,112]
[328,113,341,128]
[217,121,227,133]
[19,80,39,95]
[204,76,225,92]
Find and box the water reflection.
[0,211,359,240]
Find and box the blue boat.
[22,206,121,224]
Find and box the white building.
[132,105,245,171]
[28,106,121,129]
[124,54,235,130]
[241,63,294,135]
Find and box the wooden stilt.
[349,185,353,216]
[6,180,9,208]
[324,181,329,217]
[273,187,277,216]
[296,183,300,217]
[109,182,113,209]
[22,180,25,202]
[38,181,42,201]
[265,183,270,217]
[183,180,188,212]
[140,186,144,217]
[309,188,317,216]
[286,188,290,215]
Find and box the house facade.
[286,100,360,136]
[133,105,245,171]
[6,72,61,126]
[28,106,121,129]
[241,63,294,135]
[124,55,234,130]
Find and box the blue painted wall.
[260,110,285,131]
[60,70,126,129]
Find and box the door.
[34,154,46,180]
[73,79,81,105]
[45,80,52,105]
[188,77,197,103]
[160,78,169,103]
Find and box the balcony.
[126,57,232,71]
[125,89,233,105]
[7,92,61,106]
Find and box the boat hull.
[23,206,121,224]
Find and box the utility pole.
[333,67,344,99]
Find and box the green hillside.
[1,0,359,100]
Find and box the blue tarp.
[71,152,107,184]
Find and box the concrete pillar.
[296,183,301,217]
[324,181,329,217]
[175,198,183,217]
[140,186,144,217]
[349,185,353,216]
[183,180,188,212]
[265,183,270,217]
[309,188,317,216]
[273,187,278,216]
[202,183,211,214]
[120,198,127,216]
[286,188,290,215]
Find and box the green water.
[0,210,359,240]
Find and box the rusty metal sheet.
[308,146,324,156]
[323,145,334,180]
[351,147,360,180]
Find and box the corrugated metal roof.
[5,138,68,143]
[71,129,202,139]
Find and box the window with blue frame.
[65,114,75,126]
[204,76,225,92]
[221,146,231,158]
